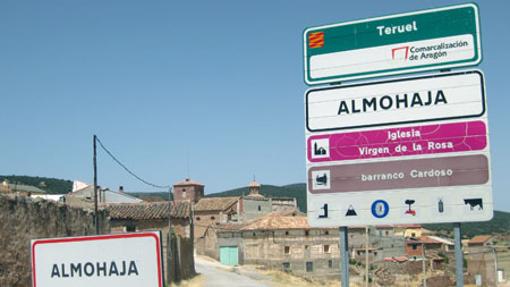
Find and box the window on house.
[182,190,187,198]
[252,232,256,237]
[284,246,291,255]
[328,260,333,268]
[305,230,309,236]
[258,205,261,211]
[282,262,290,272]
[412,244,418,250]
[285,231,289,236]
[324,245,330,253]
[211,216,215,220]
[411,232,416,237]
[385,231,389,236]
[374,251,378,256]
[306,262,313,272]
[325,230,329,235]
[305,245,309,250]
[196,217,201,221]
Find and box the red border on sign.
[31,232,163,287]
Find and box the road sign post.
[454,223,464,287]
[339,227,349,287]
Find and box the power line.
[95,136,170,189]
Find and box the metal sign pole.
[454,223,464,287]
[339,226,349,287]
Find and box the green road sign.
[303,3,481,85]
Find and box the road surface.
[194,256,271,287]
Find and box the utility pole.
[422,241,427,287]
[93,135,99,235]
[168,188,173,287]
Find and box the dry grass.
[259,269,362,287]
[174,275,205,287]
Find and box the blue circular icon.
[371,200,389,218]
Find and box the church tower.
[173,178,204,203]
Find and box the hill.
[424,210,510,237]
[206,183,307,212]
[0,175,73,194]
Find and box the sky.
[1,0,509,211]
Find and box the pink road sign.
[307,120,487,162]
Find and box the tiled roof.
[173,178,203,186]
[106,201,190,220]
[194,196,239,212]
[407,236,453,245]
[420,236,453,245]
[394,224,422,228]
[469,235,493,244]
[243,194,268,201]
[224,211,307,231]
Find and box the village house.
[197,211,406,279]
[193,196,241,239]
[198,211,342,279]
[0,180,47,196]
[467,235,495,247]
[405,235,453,258]
[351,226,406,262]
[464,234,508,286]
[105,200,195,282]
[106,201,192,238]
[173,178,299,240]
[393,224,430,238]
[65,184,143,208]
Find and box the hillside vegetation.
[424,210,510,237]
[0,175,73,194]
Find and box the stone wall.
[167,232,196,283]
[110,218,196,284]
[0,195,109,287]
[196,226,219,260]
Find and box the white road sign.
[305,70,493,227]
[303,3,481,84]
[31,232,164,287]
[306,71,485,132]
